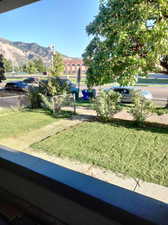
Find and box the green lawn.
[32,121,168,186]
[76,99,94,109]
[67,76,86,85]
[5,78,24,82]
[0,109,59,139]
[136,84,168,87]
[137,78,168,84]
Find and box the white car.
[103,86,153,103]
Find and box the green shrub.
[28,77,71,110]
[39,94,53,112]
[129,91,154,125]
[27,86,41,109]
[95,90,121,121]
[39,77,70,96]
[40,93,69,114]
[152,107,168,115]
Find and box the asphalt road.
[139,86,168,99]
[137,86,168,106]
[148,73,168,79]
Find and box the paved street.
[139,86,168,106]
[140,86,168,99]
[0,93,29,108]
[148,73,168,79]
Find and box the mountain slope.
[0,39,26,66]
[0,37,73,66]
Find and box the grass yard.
[68,76,86,85]
[76,98,94,109]
[5,78,24,82]
[32,121,168,186]
[0,109,70,139]
[137,78,168,84]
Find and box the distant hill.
[0,37,77,67]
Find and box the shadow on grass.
[96,118,168,135]
[22,107,168,134]
[52,110,74,119]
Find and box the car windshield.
[114,88,129,94]
[24,78,37,83]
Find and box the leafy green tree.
[25,61,37,74]
[0,54,6,82]
[22,64,27,73]
[83,0,168,86]
[3,58,13,72]
[33,58,46,73]
[14,66,20,73]
[50,53,64,76]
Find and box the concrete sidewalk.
[25,148,168,205]
[0,115,89,151]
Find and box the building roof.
[64,58,84,65]
[0,0,40,13]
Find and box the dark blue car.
[5,81,29,92]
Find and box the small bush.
[27,86,41,109]
[39,94,53,112]
[28,77,71,110]
[129,91,154,125]
[39,77,70,96]
[95,90,121,121]
[152,107,168,115]
[40,93,69,114]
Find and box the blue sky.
[0,0,99,57]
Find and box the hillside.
[0,37,74,66]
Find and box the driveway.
[0,90,29,108]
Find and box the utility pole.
[49,44,56,72]
[12,61,15,74]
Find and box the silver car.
[103,86,153,103]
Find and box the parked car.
[59,78,79,94]
[103,86,153,103]
[5,81,29,92]
[23,77,39,84]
